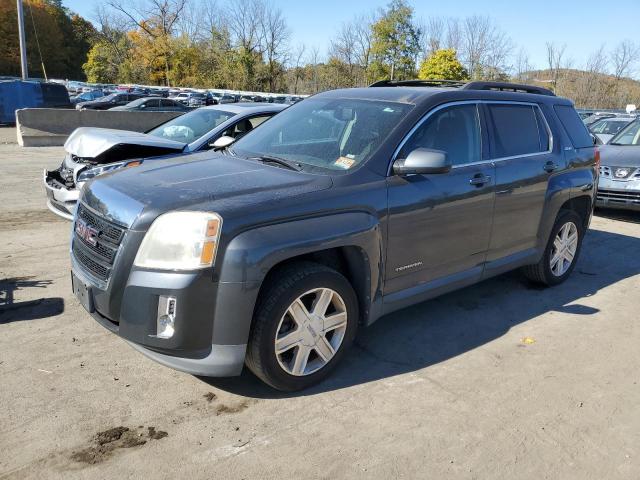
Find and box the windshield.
[148,108,236,143]
[591,119,630,135]
[610,120,640,145]
[231,98,412,171]
[100,93,118,102]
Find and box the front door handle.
[469,174,491,186]
[544,161,558,173]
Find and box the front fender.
[211,212,382,345]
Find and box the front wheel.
[245,262,358,391]
[522,210,584,286]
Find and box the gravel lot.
[1,134,640,479]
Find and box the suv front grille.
[599,165,640,180]
[597,188,640,204]
[72,204,126,282]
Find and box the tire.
[522,210,584,286]
[245,262,358,391]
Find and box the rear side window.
[487,104,545,158]
[554,105,593,148]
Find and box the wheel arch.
[212,213,382,346]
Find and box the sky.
[63,0,640,74]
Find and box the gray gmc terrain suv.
[70,81,597,391]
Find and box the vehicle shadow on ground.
[201,227,640,399]
[595,208,640,224]
[0,277,64,324]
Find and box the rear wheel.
[522,210,584,286]
[246,262,358,391]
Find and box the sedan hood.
[64,127,186,163]
[599,145,640,167]
[81,151,333,228]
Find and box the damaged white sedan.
[44,103,286,219]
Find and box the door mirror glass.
[210,135,236,150]
[393,148,451,175]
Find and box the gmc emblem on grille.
[75,219,99,246]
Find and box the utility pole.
[17,0,29,80]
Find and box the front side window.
[148,108,236,143]
[398,103,481,166]
[231,98,413,172]
[488,104,545,158]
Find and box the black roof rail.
[462,81,555,96]
[369,79,467,88]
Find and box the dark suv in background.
[70,81,597,391]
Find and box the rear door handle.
[544,161,558,173]
[469,174,491,186]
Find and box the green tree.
[418,49,469,81]
[370,0,421,81]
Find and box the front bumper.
[71,249,252,377]
[596,177,640,211]
[43,169,80,220]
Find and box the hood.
[599,145,640,167]
[64,127,186,163]
[81,151,333,228]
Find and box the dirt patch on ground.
[215,401,249,416]
[70,426,168,465]
[0,209,67,230]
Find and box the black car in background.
[108,97,192,112]
[76,93,145,110]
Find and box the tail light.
[594,147,601,168]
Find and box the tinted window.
[554,105,593,148]
[535,107,550,151]
[399,104,481,166]
[488,104,542,157]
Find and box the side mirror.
[591,133,601,145]
[393,148,451,175]
[210,135,236,150]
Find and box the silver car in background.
[596,119,640,211]
[44,103,286,219]
[589,116,635,144]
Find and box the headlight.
[134,212,222,270]
[76,160,142,182]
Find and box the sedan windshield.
[590,119,630,135]
[230,98,413,171]
[610,120,640,145]
[148,108,235,143]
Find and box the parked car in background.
[187,93,208,107]
[76,93,145,110]
[583,112,618,126]
[218,94,238,104]
[44,103,286,219]
[589,116,635,144]
[68,81,596,391]
[70,90,106,104]
[596,119,640,211]
[109,97,192,112]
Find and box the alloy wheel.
[274,288,348,376]
[550,222,579,277]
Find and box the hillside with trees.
[1,0,640,108]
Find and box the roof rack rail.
[462,81,555,96]
[369,79,467,88]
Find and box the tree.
[418,48,468,80]
[370,0,421,81]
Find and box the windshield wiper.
[251,155,302,171]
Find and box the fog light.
[156,296,177,339]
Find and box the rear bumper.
[43,168,79,220]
